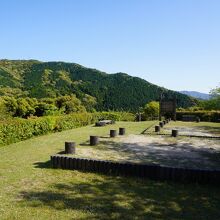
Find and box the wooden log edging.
[144,133,220,139]
[50,155,220,184]
[110,130,117,137]
[155,125,160,132]
[172,129,178,137]
[65,142,76,154]
[119,128,126,135]
[90,136,99,146]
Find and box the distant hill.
[180,91,210,100]
[0,59,196,111]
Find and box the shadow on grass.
[140,122,159,134]
[79,141,90,147]
[99,136,111,139]
[79,137,111,147]
[57,150,65,154]
[33,160,52,169]
[19,175,220,219]
[140,128,149,134]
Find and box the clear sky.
[0,0,219,93]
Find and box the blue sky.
[0,0,219,93]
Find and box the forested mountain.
[180,91,210,100]
[0,59,196,111]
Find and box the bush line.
[176,111,220,122]
[0,112,134,146]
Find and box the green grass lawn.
[1,121,220,219]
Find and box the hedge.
[54,113,96,132]
[94,111,135,122]
[176,111,220,122]
[0,112,135,146]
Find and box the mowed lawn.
[0,121,220,220]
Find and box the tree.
[16,98,35,118]
[81,94,97,112]
[209,86,220,110]
[202,86,220,110]
[210,86,220,99]
[56,95,86,114]
[0,97,9,120]
[143,101,159,120]
[3,96,18,116]
[35,102,59,116]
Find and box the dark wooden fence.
[51,155,220,184]
[144,133,220,139]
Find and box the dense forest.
[0,59,196,112]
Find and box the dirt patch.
[114,134,220,169]
[164,126,218,137]
[73,134,220,170]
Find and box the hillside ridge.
[0,59,196,111]
[180,90,210,100]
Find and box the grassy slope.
[0,121,220,219]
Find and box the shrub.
[143,101,159,120]
[0,111,134,146]
[54,113,95,131]
[0,117,55,146]
[94,112,135,122]
[176,111,220,122]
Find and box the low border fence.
[144,133,220,139]
[51,155,220,184]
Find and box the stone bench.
[95,120,114,126]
